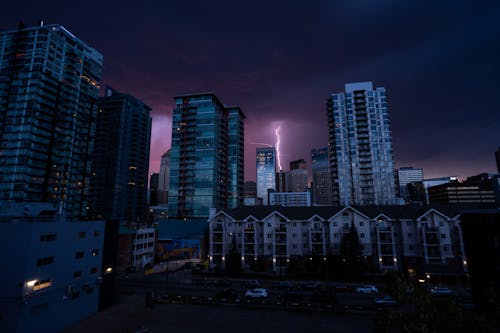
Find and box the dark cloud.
[2,0,499,180]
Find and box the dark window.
[36,257,54,266]
[93,230,101,237]
[78,231,86,239]
[40,234,56,242]
[75,251,84,259]
[90,267,98,274]
[73,271,82,278]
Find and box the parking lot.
[61,293,374,333]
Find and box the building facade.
[208,205,467,276]
[327,82,396,206]
[157,150,170,206]
[288,158,308,192]
[0,23,103,219]
[496,147,500,173]
[256,147,276,205]
[428,179,497,205]
[227,107,245,209]
[168,93,244,218]
[311,147,332,205]
[396,167,424,203]
[91,87,151,225]
[0,207,105,332]
[269,191,311,207]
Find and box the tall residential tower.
[256,147,276,205]
[91,87,151,224]
[168,93,244,218]
[0,23,103,218]
[327,82,396,206]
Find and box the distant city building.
[244,181,257,198]
[311,147,333,205]
[0,23,103,219]
[276,170,288,192]
[496,147,500,173]
[0,204,105,332]
[467,173,500,204]
[168,93,244,218]
[256,147,276,205]
[420,176,458,204]
[290,158,307,170]
[327,82,396,206]
[227,107,245,209]
[149,173,159,206]
[428,178,497,205]
[208,205,468,276]
[288,159,308,192]
[269,191,311,207]
[91,87,152,225]
[158,150,171,206]
[396,167,424,202]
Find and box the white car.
[356,286,379,294]
[245,288,268,298]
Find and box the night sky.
[2,0,499,181]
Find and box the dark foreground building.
[461,210,500,315]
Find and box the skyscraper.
[327,82,396,206]
[227,107,245,209]
[396,167,423,202]
[149,172,159,206]
[256,147,276,205]
[158,149,170,206]
[91,87,152,224]
[0,23,103,219]
[311,147,332,205]
[168,93,244,218]
[288,159,308,192]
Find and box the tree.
[225,235,242,274]
[339,222,364,278]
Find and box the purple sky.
[2,0,500,181]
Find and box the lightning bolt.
[275,125,282,171]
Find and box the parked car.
[356,286,379,294]
[279,291,303,304]
[272,281,293,291]
[374,296,397,305]
[241,280,261,289]
[216,288,238,301]
[310,290,337,304]
[213,279,232,287]
[245,288,268,298]
[430,287,454,296]
[299,282,319,291]
[333,284,349,293]
[125,266,136,273]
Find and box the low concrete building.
[0,208,105,332]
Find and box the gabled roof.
[219,204,486,221]
[210,210,235,222]
[263,210,290,222]
[328,206,369,221]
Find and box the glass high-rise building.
[396,167,423,203]
[168,93,244,218]
[158,149,170,205]
[0,23,103,219]
[227,107,245,209]
[256,147,276,205]
[311,146,333,205]
[327,82,396,206]
[91,87,152,224]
